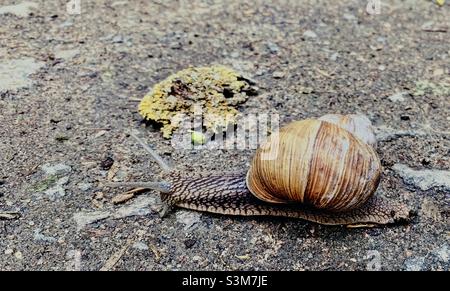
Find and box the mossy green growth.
[138,65,256,138]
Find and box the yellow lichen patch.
[138,65,256,138]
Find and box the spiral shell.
[246,118,381,212]
[318,113,377,147]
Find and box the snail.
[108,114,414,226]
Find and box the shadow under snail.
[109,114,414,227]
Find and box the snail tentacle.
[130,132,173,172]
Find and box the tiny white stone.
[330,52,339,61]
[111,1,128,7]
[343,13,356,20]
[272,71,285,79]
[132,242,149,251]
[192,255,202,261]
[14,251,23,260]
[34,229,57,243]
[77,182,92,191]
[54,48,80,60]
[230,51,240,58]
[0,2,38,17]
[176,211,201,230]
[41,163,71,176]
[388,92,408,102]
[303,30,317,38]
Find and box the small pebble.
[184,239,197,249]
[230,51,239,58]
[343,13,356,21]
[170,42,182,49]
[330,52,339,61]
[272,71,285,79]
[112,35,124,43]
[192,255,202,262]
[388,92,407,102]
[4,249,13,255]
[132,242,149,251]
[112,1,128,7]
[176,211,201,230]
[54,48,80,60]
[303,30,317,38]
[14,251,23,260]
[59,20,73,28]
[94,191,105,200]
[0,2,38,17]
[41,163,71,176]
[78,182,92,191]
[266,42,279,54]
[100,157,114,170]
[34,229,58,243]
[377,37,386,44]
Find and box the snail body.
[162,172,408,226]
[112,114,413,226]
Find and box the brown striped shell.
[246,119,382,212]
[318,113,377,147]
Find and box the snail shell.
[318,113,377,147]
[246,118,382,212]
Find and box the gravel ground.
[0,0,449,271]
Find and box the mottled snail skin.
[162,172,412,226]
[247,119,381,212]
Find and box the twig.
[150,0,169,8]
[422,27,448,33]
[148,242,161,261]
[100,239,133,271]
[0,211,21,220]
